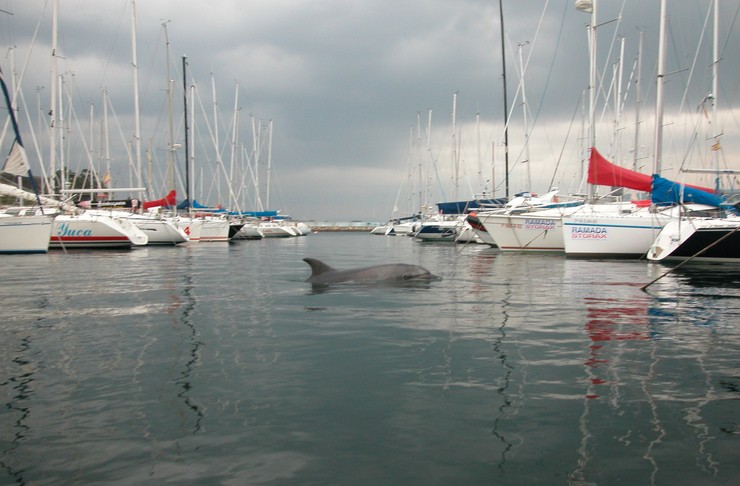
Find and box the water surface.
[1,233,738,484]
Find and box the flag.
[711,142,721,151]
[2,141,30,177]
[102,171,112,185]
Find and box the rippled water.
[1,233,738,485]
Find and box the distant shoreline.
[305,222,380,232]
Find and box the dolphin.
[303,257,441,285]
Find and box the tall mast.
[130,0,143,196]
[575,0,600,198]
[498,0,509,199]
[517,42,531,190]
[711,0,720,192]
[182,55,190,210]
[652,0,666,176]
[162,22,175,193]
[48,0,58,194]
[266,119,273,209]
[451,91,458,201]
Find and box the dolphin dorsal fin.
[303,258,336,277]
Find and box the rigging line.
[6,0,47,101]
[719,1,740,61]
[528,0,568,151]
[717,2,740,137]
[677,2,712,116]
[596,0,627,112]
[548,89,584,192]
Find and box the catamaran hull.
[0,215,53,254]
[648,218,740,262]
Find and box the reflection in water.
[171,252,204,435]
[0,336,33,484]
[492,278,514,472]
[571,288,654,483]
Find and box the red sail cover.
[587,147,715,195]
[142,189,176,209]
[586,147,652,192]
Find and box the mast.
[451,91,458,201]
[576,0,597,199]
[711,0,720,192]
[498,0,509,199]
[517,42,531,190]
[182,55,190,210]
[652,0,666,176]
[266,119,273,209]
[48,0,58,195]
[162,22,175,195]
[103,88,111,196]
[130,0,143,197]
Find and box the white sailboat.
[50,210,148,249]
[562,0,667,259]
[475,189,583,251]
[0,64,53,254]
[563,0,729,259]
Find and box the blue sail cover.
[651,175,723,206]
[176,199,227,212]
[436,198,507,214]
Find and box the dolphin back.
[304,258,440,285]
[303,258,336,282]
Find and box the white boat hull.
[173,217,203,242]
[51,213,148,249]
[132,217,189,245]
[0,215,53,254]
[413,220,461,242]
[199,218,231,242]
[479,211,566,252]
[562,207,670,258]
[259,222,297,238]
[234,223,264,240]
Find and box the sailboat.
[646,0,740,263]
[0,65,53,254]
[562,0,672,259]
[564,0,732,259]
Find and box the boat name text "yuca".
[56,223,93,237]
[569,226,607,239]
[524,219,556,231]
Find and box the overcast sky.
[2,0,739,221]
